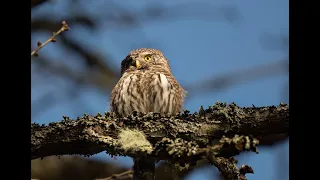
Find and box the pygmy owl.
[110,48,186,117]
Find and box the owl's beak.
[129,56,143,69]
[130,59,142,69]
[135,60,141,69]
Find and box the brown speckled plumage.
[110,48,186,117]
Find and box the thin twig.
[31,21,70,58]
[95,170,133,180]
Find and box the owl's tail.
[133,157,155,180]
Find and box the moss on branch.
[31,102,289,162]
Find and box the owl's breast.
[145,72,184,116]
[111,71,181,117]
[113,73,144,116]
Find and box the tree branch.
[31,102,288,179]
[31,102,288,158]
[209,157,254,180]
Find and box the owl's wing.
[154,71,185,114]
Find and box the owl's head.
[120,48,171,75]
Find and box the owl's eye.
[144,55,152,61]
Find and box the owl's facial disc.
[130,55,150,70]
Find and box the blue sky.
[31,0,288,179]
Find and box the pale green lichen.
[200,124,221,135]
[219,135,259,154]
[86,127,116,146]
[161,138,199,157]
[118,129,153,154]
[173,162,191,171]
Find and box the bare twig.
[96,170,133,180]
[31,21,70,58]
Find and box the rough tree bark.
[31,102,289,180]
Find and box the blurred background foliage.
[31,0,288,179]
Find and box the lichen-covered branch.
[208,157,254,180]
[31,102,288,163]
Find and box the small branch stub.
[95,170,133,180]
[239,164,254,180]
